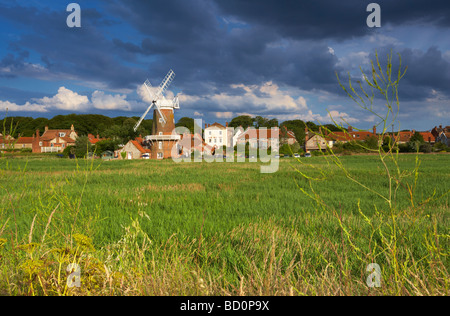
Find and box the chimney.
[71,124,74,131]
[45,126,48,132]
[439,125,442,129]
[373,125,376,135]
[319,126,322,135]
[36,129,40,137]
[226,122,228,127]
[348,126,353,133]
[412,129,415,134]
[205,123,207,129]
[304,126,309,142]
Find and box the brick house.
[279,127,297,145]
[116,139,151,159]
[87,133,106,145]
[431,125,450,146]
[32,125,78,153]
[235,127,280,150]
[0,134,33,150]
[327,126,378,144]
[177,132,214,157]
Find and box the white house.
[204,122,234,148]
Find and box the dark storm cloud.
[106,0,346,95]
[362,46,450,102]
[214,0,450,40]
[1,0,449,118]
[0,3,146,90]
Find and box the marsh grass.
[0,154,448,295]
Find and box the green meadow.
[0,154,449,295]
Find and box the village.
[1,120,449,160]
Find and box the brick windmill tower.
[134,69,181,159]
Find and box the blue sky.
[0,0,449,131]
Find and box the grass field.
[0,153,448,295]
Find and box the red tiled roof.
[327,130,376,142]
[130,140,150,154]
[237,128,280,140]
[16,137,34,144]
[60,136,76,143]
[419,132,435,142]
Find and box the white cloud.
[193,111,204,116]
[180,81,308,115]
[0,86,135,113]
[268,109,360,125]
[38,87,89,111]
[91,90,131,110]
[0,100,48,113]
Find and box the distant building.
[32,125,78,153]
[327,125,378,144]
[204,122,234,148]
[87,133,106,145]
[279,127,297,145]
[432,125,450,146]
[235,127,280,150]
[305,127,334,152]
[117,138,151,160]
[0,134,33,150]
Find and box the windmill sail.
[133,70,176,132]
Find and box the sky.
[0,0,449,131]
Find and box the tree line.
[1,114,334,146]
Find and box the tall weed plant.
[294,51,449,295]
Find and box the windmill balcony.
[144,135,181,141]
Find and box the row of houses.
[117,122,297,159]
[2,123,449,158]
[0,125,106,153]
[304,125,450,152]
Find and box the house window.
[39,141,43,146]
[214,139,216,143]
[157,152,163,159]
[62,144,65,148]
[51,143,54,147]
[159,132,163,136]
[209,131,211,135]
[158,142,162,149]
[219,131,222,135]
[59,132,66,137]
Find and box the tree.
[228,115,254,129]
[176,117,195,134]
[280,119,306,144]
[74,135,93,158]
[410,131,424,143]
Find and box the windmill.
[135,69,181,159]
[134,69,179,132]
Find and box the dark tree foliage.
[0,114,152,140]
